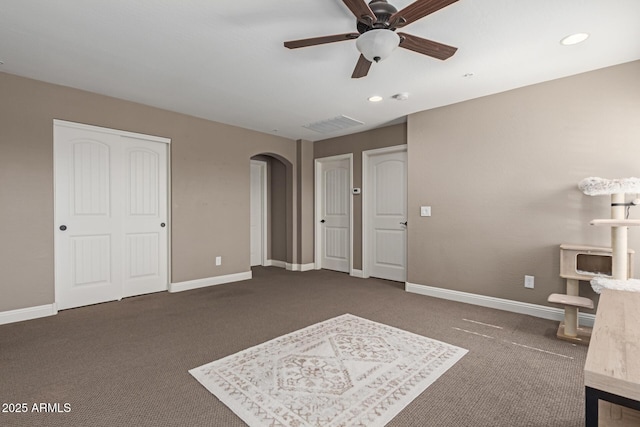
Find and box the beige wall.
[407,60,640,311]
[3,60,639,316]
[0,72,308,312]
[270,158,289,262]
[314,124,407,270]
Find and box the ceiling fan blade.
[351,54,372,78]
[342,0,377,25]
[398,32,457,60]
[390,0,459,28]
[284,33,360,49]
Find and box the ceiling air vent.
[303,115,364,134]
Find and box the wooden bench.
[584,289,640,426]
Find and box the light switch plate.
[420,206,431,217]
[524,275,534,289]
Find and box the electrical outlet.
[524,275,534,289]
[216,256,222,266]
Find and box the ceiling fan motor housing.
[357,0,398,33]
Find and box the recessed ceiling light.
[368,95,383,102]
[560,33,589,46]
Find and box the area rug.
[189,314,467,427]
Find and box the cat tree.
[548,177,640,344]
[580,177,640,290]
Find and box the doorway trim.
[362,144,407,279]
[250,159,268,266]
[314,153,354,274]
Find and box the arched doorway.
[250,154,292,268]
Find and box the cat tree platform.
[590,219,640,227]
[548,293,594,344]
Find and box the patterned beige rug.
[190,314,467,427]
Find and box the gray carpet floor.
[0,267,587,426]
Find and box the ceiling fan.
[284,0,459,78]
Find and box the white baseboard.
[405,282,596,327]
[265,260,315,272]
[265,259,286,268]
[169,271,252,293]
[286,262,315,272]
[300,263,316,272]
[0,303,58,325]
[350,269,364,278]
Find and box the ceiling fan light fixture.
[356,29,400,63]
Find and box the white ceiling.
[1,0,639,141]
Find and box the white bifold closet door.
[54,120,169,310]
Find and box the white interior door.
[54,125,121,309]
[364,147,407,282]
[54,121,169,310]
[122,137,168,298]
[250,160,266,266]
[316,156,351,273]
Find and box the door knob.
[160,223,166,227]
[320,219,325,223]
[59,225,67,231]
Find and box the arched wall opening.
[250,153,293,266]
